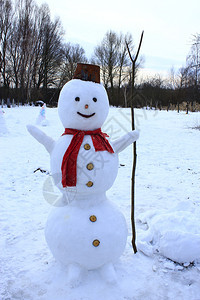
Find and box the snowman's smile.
[77,112,96,118]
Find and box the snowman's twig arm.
[27,124,55,154]
[112,130,139,154]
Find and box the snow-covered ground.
[1,106,200,300]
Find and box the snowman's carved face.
[58,79,109,130]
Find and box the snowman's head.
[58,79,109,130]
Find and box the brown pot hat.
[73,63,100,84]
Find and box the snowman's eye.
[75,97,80,102]
[93,97,97,102]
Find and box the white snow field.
[1,106,200,300]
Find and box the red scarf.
[61,128,114,187]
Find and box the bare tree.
[39,15,64,98]
[93,30,120,98]
[93,30,140,105]
[60,42,87,85]
[0,0,13,94]
[5,0,64,103]
[186,34,200,110]
[116,33,133,106]
[7,0,41,103]
[187,34,200,87]
[28,3,46,90]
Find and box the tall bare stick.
[126,31,144,253]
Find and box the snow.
[137,203,200,263]
[1,106,200,299]
[0,108,8,135]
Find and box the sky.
[36,0,200,78]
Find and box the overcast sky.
[36,0,199,77]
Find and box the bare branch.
[126,40,134,63]
[126,30,144,64]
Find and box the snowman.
[36,103,48,126]
[27,63,139,286]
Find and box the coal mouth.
[77,112,96,118]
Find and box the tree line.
[136,34,200,113]
[1,0,200,111]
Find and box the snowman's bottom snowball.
[45,199,127,270]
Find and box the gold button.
[86,181,93,187]
[93,239,100,247]
[84,144,91,150]
[87,163,94,170]
[89,215,97,222]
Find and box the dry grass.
[162,101,200,113]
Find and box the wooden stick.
[126,31,144,253]
[131,107,137,253]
